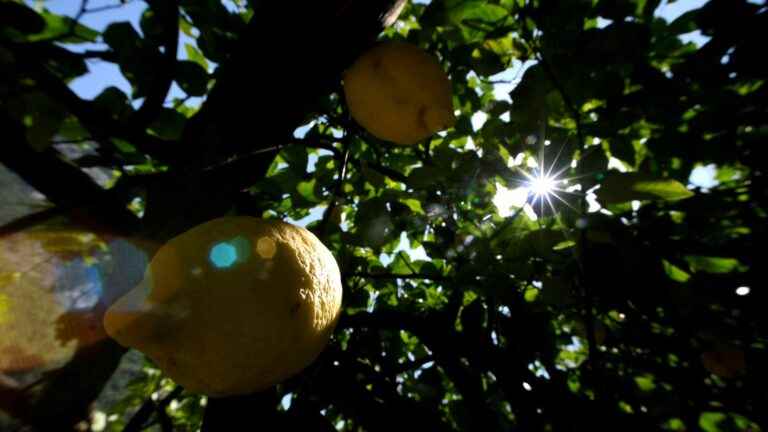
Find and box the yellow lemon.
[343,42,455,145]
[103,217,343,396]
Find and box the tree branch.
[84,0,136,14]
[0,114,140,234]
[316,137,350,237]
[3,41,175,162]
[342,310,500,429]
[130,1,179,129]
[346,272,447,282]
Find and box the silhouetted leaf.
[597,172,694,204]
[175,60,209,96]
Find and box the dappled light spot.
[209,242,237,268]
[256,237,277,259]
[736,286,751,296]
[209,236,252,269]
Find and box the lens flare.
[494,139,592,219]
[529,174,557,197]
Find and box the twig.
[488,191,533,242]
[533,39,602,397]
[84,0,136,14]
[297,136,408,183]
[535,52,585,150]
[316,136,350,237]
[391,355,435,374]
[294,137,342,158]
[123,386,182,432]
[347,272,446,282]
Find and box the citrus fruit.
[102,217,343,396]
[343,41,455,145]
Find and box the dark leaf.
[175,60,209,97]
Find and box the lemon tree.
[1,0,766,431]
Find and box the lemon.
[343,42,455,145]
[103,217,343,396]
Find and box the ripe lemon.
[343,42,455,145]
[103,217,343,396]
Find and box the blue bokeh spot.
[210,242,238,268]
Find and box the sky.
[29,0,723,260]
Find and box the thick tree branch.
[0,207,61,237]
[178,0,408,168]
[130,1,179,129]
[0,114,140,234]
[3,41,175,161]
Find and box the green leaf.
[57,117,88,141]
[179,16,195,37]
[699,412,726,432]
[684,256,745,274]
[21,92,66,151]
[360,161,386,188]
[609,135,636,165]
[448,2,507,26]
[400,198,424,215]
[578,147,609,191]
[280,145,308,176]
[148,108,187,140]
[184,43,209,70]
[539,276,575,305]
[662,260,691,282]
[27,10,99,43]
[634,374,656,392]
[93,87,132,120]
[596,172,694,204]
[111,138,137,155]
[355,198,396,248]
[408,166,443,189]
[297,179,320,203]
[103,22,143,59]
[175,60,209,96]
